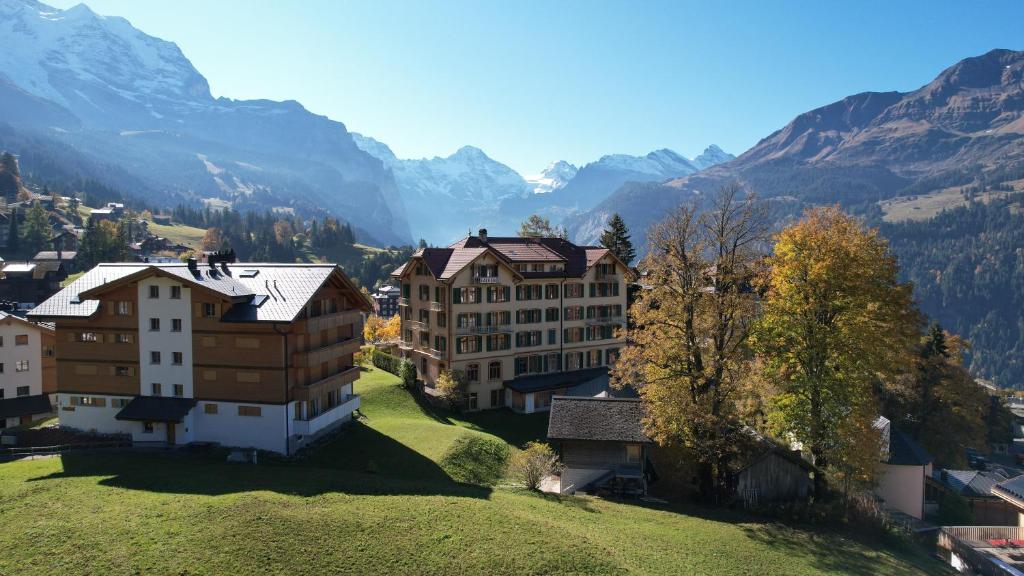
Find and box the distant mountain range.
[351,131,733,243]
[0,0,410,245]
[567,49,1024,246]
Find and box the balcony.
[398,297,410,307]
[597,272,620,281]
[398,341,413,351]
[429,301,446,312]
[303,309,363,332]
[292,394,360,437]
[426,348,446,360]
[471,276,501,285]
[938,526,1024,575]
[409,320,430,331]
[290,365,360,401]
[455,324,513,335]
[293,336,362,368]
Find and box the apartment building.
[392,229,631,413]
[27,257,370,454]
[0,311,55,428]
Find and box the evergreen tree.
[1,152,18,176]
[6,207,20,258]
[599,213,636,265]
[21,201,51,257]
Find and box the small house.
[874,416,934,519]
[736,444,816,506]
[928,468,1018,525]
[547,396,652,496]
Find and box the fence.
[0,440,132,461]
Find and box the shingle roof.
[547,396,651,443]
[505,367,609,393]
[115,396,197,423]
[934,469,1005,498]
[28,263,369,322]
[0,394,52,419]
[32,251,77,261]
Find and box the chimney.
[220,261,229,274]
[187,257,198,272]
[478,228,488,242]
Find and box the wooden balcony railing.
[293,337,362,368]
[290,365,360,401]
[302,309,363,333]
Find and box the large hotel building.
[392,229,631,413]
[28,257,370,454]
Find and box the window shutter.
[475,313,481,326]
[127,334,134,344]
[107,301,114,315]
[68,332,76,342]
[453,289,461,304]
[194,303,202,318]
[108,366,115,375]
[474,288,481,302]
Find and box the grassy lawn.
[0,368,946,575]
[145,220,207,250]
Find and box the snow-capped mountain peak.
[692,144,736,170]
[525,160,578,194]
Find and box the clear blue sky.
[50,0,1024,174]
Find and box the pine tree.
[6,207,20,257]
[21,201,51,257]
[599,213,636,265]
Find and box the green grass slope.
[0,368,945,575]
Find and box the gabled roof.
[886,429,933,466]
[933,469,1006,498]
[0,310,53,333]
[993,475,1024,508]
[392,233,634,282]
[115,396,197,423]
[547,396,651,443]
[0,394,52,419]
[29,263,370,323]
[33,251,77,261]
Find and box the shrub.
[371,349,402,374]
[398,360,416,388]
[508,441,561,491]
[440,435,511,486]
[937,491,973,525]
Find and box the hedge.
[372,349,416,388]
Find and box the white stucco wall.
[875,462,931,519]
[137,278,193,399]
[55,393,136,436]
[0,318,45,401]
[192,400,289,454]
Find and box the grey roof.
[547,396,651,443]
[506,367,609,393]
[0,394,52,419]
[933,469,1006,498]
[994,474,1024,505]
[886,429,933,466]
[29,263,369,323]
[115,396,197,423]
[32,251,77,261]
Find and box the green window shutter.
[589,283,596,297]
[453,288,461,304]
[503,286,510,301]
[475,313,482,326]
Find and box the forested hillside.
[881,194,1024,387]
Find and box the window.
[625,444,642,464]
[149,318,160,331]
[111,398,130,408]
[437,312,447,328]
[490,389,505,408]
[143,422,154,434]
[172,352,183,365]
[564,306,584,321]
[42,345,53,357]
[466,363,480,382]
[453,287,481,304]
[566,351,584,370]
[564,283,584,298]
[150,351,161,364]
[548,329,557,345]
[203,370,217,381]
[238,405,262,417]
[15,360,29,372]
[151,383,162,396]
[0,388,3,398]
[0,363,3,373]
[468,392,478,410]
[488,361,502,380]
[149,285,159,299]
[516,309,542,324]
[237,372,261,383]
[204,403,218,414]
[515,330,542,348]
[78,332,98,342]
[16,385,29,397]
[115,366,131,377]
[115,301,132,315]
[202,303,217,318]
[173,384,184,397]
[171,319,182,332]
[456,336,481,354]
[201,336,217,347]
[515,284,543,301]
[545,307,559,322]
[486,286,510,303]
[545,284,559,299]
[434,335,447,352]
[115,333,131,344]
[14,334,28,346]
[486,333,510,351]
[170,285,182,299]
[589,282,620,298]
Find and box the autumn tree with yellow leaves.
[612,185,767,500]
[751,206,919,492]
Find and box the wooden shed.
[736,449,815,506]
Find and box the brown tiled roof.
[397,234,625,281]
